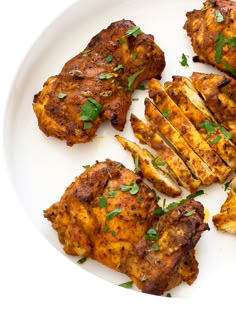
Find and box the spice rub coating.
[184,0,236,77]
[44,159,209,296]
[33,19,165,146]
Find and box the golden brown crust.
[33,19,165,146]
[44,159,209,296]
[184,0,236,77]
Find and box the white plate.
[2,0,236,305]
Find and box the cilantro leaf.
[80,98,102,121]
[125,26,143,38]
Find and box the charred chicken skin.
[44,159,209,296]
[184,0,236,77]
[33,20,165,146]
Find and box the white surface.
[0,0,235,309]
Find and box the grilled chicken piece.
[148,78,231,183]
[125,199,209,295]
[213,175,236,234]
[184,0,236,77]
[145,98,217,186]
[190,72,236,144]
[33,20,165,146]
[130,114,201,193]
[165,75,236,170]
[44,159,209,296]
[115,135,182,197]
[44,159,158,266]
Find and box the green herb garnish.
[83,122,93,130]
[184,210,196,217]
[125,26,143,38]
[134,155,140,173]
[80,97,102,121]
[98,73,113,80]
[210,135,222,144]
[120,179,139,195]
[105,54,113,63]
[58,92,67,99]
[77,257,87,264]
[132,51,138,59]
[126,68,144,91]
[152,157,166,167]
[179,53,189,66]
[161,108,172,118]
[221,59,236,77]
[82,165,90,169]
[215,9,224,22]
[113,64,124,72]
[119,281,133,288]
[145,227,160,241]
[99,196,107,208]
[82,49,92,57]
[106,208,122,221]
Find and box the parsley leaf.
[98,73,113,79]
[105,54,113,63]
[77,257,87,264]
[221,59,236,77]
[106,208,122,221]
[80,98,102,121]
[99,196,107,208]
[58,92,67,99]
[184,210,196,217]
[161,108,171,118]
[120,179,139,195]
[113,64,124,72]
[215,9,224,22]
[179,53,189,66]
[210,135,222,144]
[118,281,133,288]
[125,26,143,38]
[126,68,144,91]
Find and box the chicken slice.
[130,114,201,193]
[115,135,182,197]
[44,159,209,296]
[184,0,236,77]
[212,175,236,234]
[165,75,236,170]
[33,19,165,146]
[148,78,232,183]
[144,97,217,186]
[190,72,236,144]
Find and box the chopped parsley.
[118,281,133,288]
[215,9,224,22]
[80,97,102,121]
[152,156,166,167]
[154,190,204,214]
[98,73,113,80]
[106,208,122,221]
[83,122,93,130]
[125,26,143,38]
[99,196,107,208]
[179,53,189,66]
[120,179,139,195]
[82,165,90,169]
[161,108,171,118]
[140,275,147,282]
[113,64,124,72]
[82,49,92,57]
[145,227,160,241]
[126,68,144,91]
[132,51,138,59]
[210,135,222,144]
[134,155,140,173]
[214,33,236,76]
[105,54,113,63]
[200,120,232,139]
[184,210,196,217]
[77,257,87,264]
[58,92,67,99]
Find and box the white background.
[0,1,234,309]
